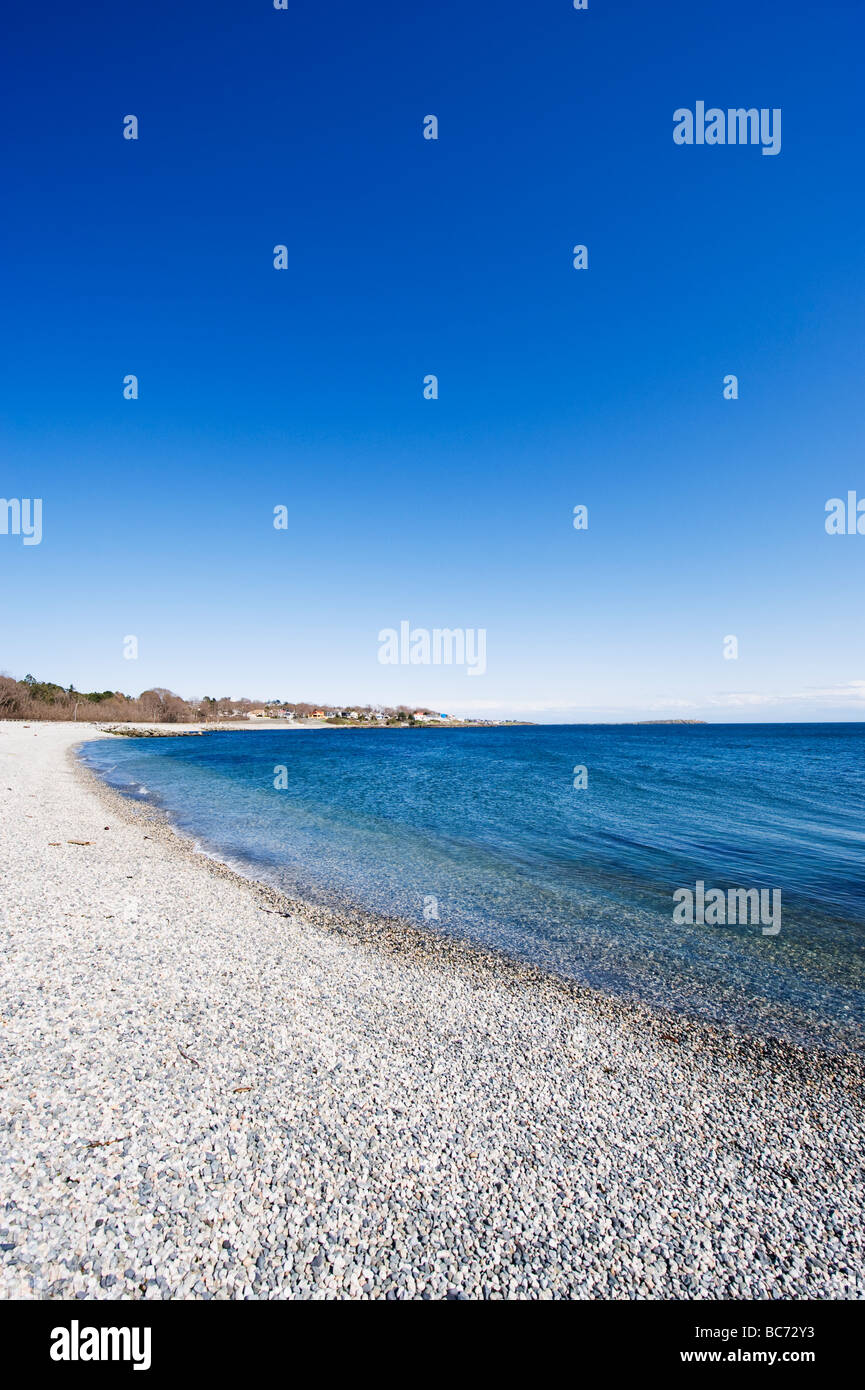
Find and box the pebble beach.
[1,721,863,1300]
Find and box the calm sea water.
[79,724,865,1052]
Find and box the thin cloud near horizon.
[452,683,865,720]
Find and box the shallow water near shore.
[79,723,865,1053]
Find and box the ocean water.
[79,724,865,1052]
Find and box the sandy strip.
[0,720,862,1300]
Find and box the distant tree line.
[0,674,201,723]
[0,675,430,725]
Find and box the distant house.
[310,708,326,719]
[248,709,268,718]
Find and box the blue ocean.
[79,724,865,1052]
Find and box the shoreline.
[75,726,864,1062]
[1,720,863,1299]
[74,732,860,1079]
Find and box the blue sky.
[2,0,863,720]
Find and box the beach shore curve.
[1,720,862,1300]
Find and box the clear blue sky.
[2,0,863,720]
